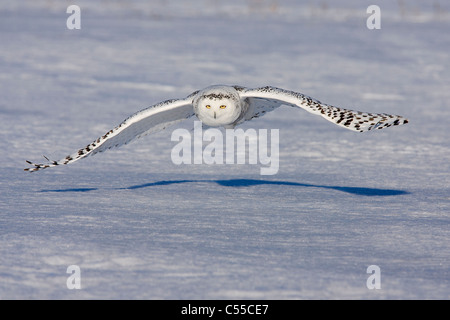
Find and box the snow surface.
[1,0,449,299]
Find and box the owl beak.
[214,111,217,119]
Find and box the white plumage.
[25,85,408,172]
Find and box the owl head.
[193,85,242,127]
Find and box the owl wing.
[239,86,408,132]
[25,93,198,172]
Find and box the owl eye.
[220,105,227,109]
[205,105,211,109]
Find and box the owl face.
[193,86,242,127]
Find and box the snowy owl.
[25,85,408,172]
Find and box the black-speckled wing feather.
[25,94,197,172]
[239,86,408,132]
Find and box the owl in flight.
[25,85,408,172]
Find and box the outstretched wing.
[239,86,408,132]
[25,94,197,172]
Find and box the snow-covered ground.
[1,0,449,299]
